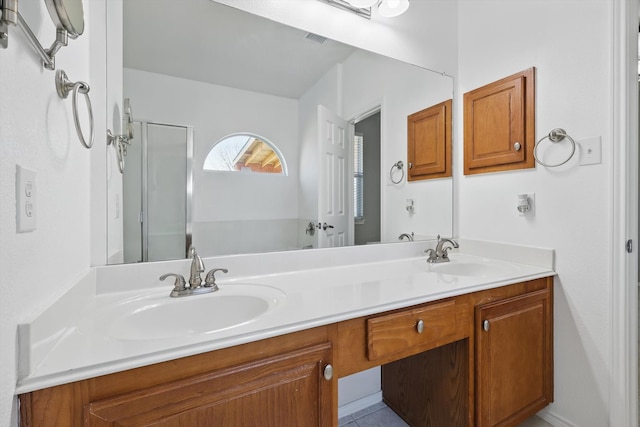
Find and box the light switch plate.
[578,136,602,166]
[16,165,36,232]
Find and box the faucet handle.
[424,248,437,262]
[159,273,187,292]
[204,268,228,291]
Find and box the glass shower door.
[123,121,192,263]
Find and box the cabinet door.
[464,68,535,175]
[85,343,333,427]
[407,99,452,181]
[476,289,552,427]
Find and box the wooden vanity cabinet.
[83,343,332,426]
[19,277,553,427]
[475,287,553,427]
[19,327,337,427]
[360,277,552,427]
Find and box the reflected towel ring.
[533,128,576,168]
[107,99,134,174]
[55,70,94,149]
[390,160,405,184]
[107,129,131,174]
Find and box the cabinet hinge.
[626,239,633,253]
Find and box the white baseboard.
[538,409,577,427]
[337,392,383,419]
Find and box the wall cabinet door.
[464,67,535,175]
[407,99,452,181]
[475,289,553,427]
[84,343,333,427]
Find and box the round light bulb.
[377,0,409,17]
[346,0,378,7]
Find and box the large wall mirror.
[106,0,454,264]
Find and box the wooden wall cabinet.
[475,288,553,427]
[464,68,535,175]
[407,99,452,181]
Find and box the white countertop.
[15,240,555,394]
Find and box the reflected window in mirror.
[204,133,287,175]
[354,133,364,221]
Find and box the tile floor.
[338,402,554,427]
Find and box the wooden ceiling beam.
[243,141,265,165]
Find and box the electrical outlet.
[578,136,602,166]
[16,165,36,232]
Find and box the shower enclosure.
[123,121,193,263]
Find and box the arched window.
[203,133,287,175]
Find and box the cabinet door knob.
[323,364,333,381]
[483,320,490,331]
[514,142,522,151]
[416,319,424,334]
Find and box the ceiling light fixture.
[319,0,410,19]
[376,0,410,18]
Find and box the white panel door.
[318,105,352,248]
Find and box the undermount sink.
[90,284,286,341]
[415,254,524,278]
[427,261,495,276]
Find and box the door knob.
[322,222,334,231]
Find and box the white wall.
[0,1,96,424]
[456,1,612,425]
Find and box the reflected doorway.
[353,111,381,245]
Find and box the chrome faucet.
[188,246,205,288]
[159,246,228,297]
[398,232,414,241]
[425,235,459,263]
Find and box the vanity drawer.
[367,299,457,361]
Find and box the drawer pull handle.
[416,319,424,334]
[483,320,490,331]
[323,364,334,381]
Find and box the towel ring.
[390,160,405,184]
[533,128,576,168]
[55,70,94,149]
[107,130,131,174]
